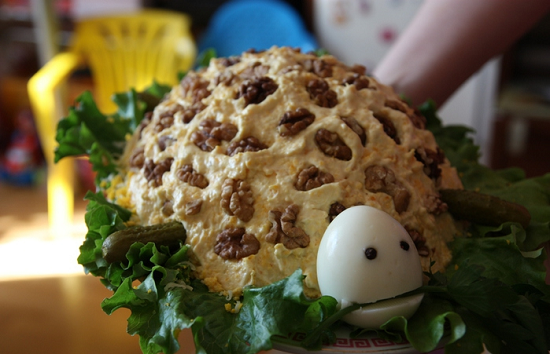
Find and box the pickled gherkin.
[102,221,187,263]
[440,189,531,229]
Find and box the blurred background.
[0,0,549,353]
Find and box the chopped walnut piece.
[350,64,367,75]
[409,108,427,130]
[328,202,346,222]
[373,113,400,144]
[214,227,260,260]
[240,62,270,79]
[265,210,284,245]
[280,64,302,75]
[385,99,427,130]
[185,200,203,215]
[245,48,264,54]
[425,194,448,215]
[176,164,209,188]
[158,135,175,151]
[342,73,372,90]
[182,102,206,124]
[219,56,241,67]
[341,116,366,146]
[406,228,430,257]
[364,165,410,213]
[315,129,352,161]
[385,99,408,113]
[266,204,310,249]
[162,200,174,216]
[295,166,334,191]
[306,79,338,108]
[181,73,211,104]
[278,108,315,137]
[213,71,236,86]
[280,205,309,245]
[414,147,446,180]
[191,119,238,152]
[138,112,152,138]
[154,109,177,132]
[236,76,278,106]
[143,158,174,187]
[220,178,255,222]
[129,147,145,168]
[226,136,267,156]
[302,58,333,78]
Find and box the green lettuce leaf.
[67,92,550,354]
[55,91,133,182]
[54,83,167,184]
[381,295,466,353]
[79,190,131,280]
[102,266,339,354]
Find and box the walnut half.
[415,147,446,180]
[278,108,315,137]
[328,202,346,222]
[214,227,260,260]
[306,78,338,108]
[143,158,174,187]
[315,129,352,161]
[236,76,278,106]
[266,204,309,249]
[176,164,209,189]
[226,136,267,156]
[373,113,400,144]
[295,166,334,191]
[341,116,366,146]
[191,119,238,152]
[220,178,255,222]
[406,228,430,257]
[364,165,410,213]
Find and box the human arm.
[372,0,550,108]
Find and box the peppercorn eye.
[400,241,410,251]
[364,247,377,260]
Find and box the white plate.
[272,327,445,354]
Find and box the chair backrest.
[197,0,318,58]
[72,9,195,112]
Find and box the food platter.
[271,328,445,354]
[52,45,550,354]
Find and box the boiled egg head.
[317,205,424,329]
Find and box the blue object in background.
[197,0,318,58]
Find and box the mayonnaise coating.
[110,46,463,297]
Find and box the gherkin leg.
[102,221,187,263]
[440,189,531,229]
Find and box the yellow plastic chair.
[28,9,196,238]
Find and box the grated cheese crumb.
[224,301,243,314]
[164,281,193,292]
[234,301,242,313]
[125,220,138,227]
[104,172,135,211]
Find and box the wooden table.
[0,275,285,354]
[0,274,197,354]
